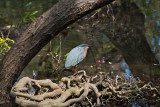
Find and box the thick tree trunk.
[0,0,114,106]
[104,3,160,81]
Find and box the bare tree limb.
[0,0,115,105]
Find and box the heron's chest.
[82,47,88,56]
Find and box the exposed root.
[11,70,160,106]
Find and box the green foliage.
[50,45,68,62]
[11,1,39,27]
[35,36,68,76]
[23,1,38,23]
[0,33,15,56]
[25,1,32,7]
[10,18,14,31]
[157,99,160,101]
[22,10,38,24]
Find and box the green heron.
[65,44,93,73]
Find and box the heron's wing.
[65,47,85,68]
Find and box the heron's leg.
[74,66,77,73]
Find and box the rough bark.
[104,3,160,81]
[0,0,114,106]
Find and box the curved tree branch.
[0,0,115,106]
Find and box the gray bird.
[65,44,93,73]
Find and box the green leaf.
[22,14,28,23]
[54,52,57,55]
[29,11,38,16]
[157,99,160,101]
[29,17,34,22]
[25,2,32,7]
[0,36,15,56]
[29,16,37,22]
[64,53,68,58]
[90,65,93,68]
[108,62,112,64]
[10,18,13,31]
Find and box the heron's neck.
[82,47,89,54]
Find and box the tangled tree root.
[11,70,160,107]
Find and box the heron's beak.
[88,45,94,47]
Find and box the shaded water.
[0,0,160,88]
[136,0,160,59]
